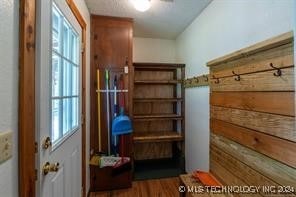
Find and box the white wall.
[176,0,294,173]
[133,37,176,63]
[73,0,91,192]
[0,0,19,196]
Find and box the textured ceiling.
[85,0,212,39]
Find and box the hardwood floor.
[90,177,180,197]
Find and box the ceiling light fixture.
[130,0,151,12]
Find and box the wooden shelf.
[133,131,183,143]
[134,80,181,85]
[134,63,185,71]
[133,98,183,103]
[133,114,183,121]
[132,62,185,160]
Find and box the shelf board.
[133,63,185,70]
[134,80,181,85]
[133,131,183,143]
[133,114,183,121]
[133,98,183,103]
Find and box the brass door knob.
[42,137,52,149]
[42,162,60,175]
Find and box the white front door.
[36,0,82,196]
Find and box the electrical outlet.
[0,131,13,163]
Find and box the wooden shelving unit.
[133,98,183,103]
[134,114,183,119]
[134,80,181,84]
[133,131,183,143]
[132,63,185,161]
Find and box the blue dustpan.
[112,108,132,136]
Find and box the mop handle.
[119,74,125,157]
[105,70,111,155]
[119,74,125,108]
[113,75,118,148]
[97,70,102,152]
[114,75,118,116]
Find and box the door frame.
[19,0,87,196]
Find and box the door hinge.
[34,142,38,153]
[81,42,85,53]
[81,114,85,125]
[35,169,38,181]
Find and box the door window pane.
[63,21,70,59]
[52,53,61,97]
[72,65,78,95]
[52,9,61,53]
[72,97,78,129]
[51,3,80,146]
[70,32,78,64]
[62,98,71,135]
[52,99,61,142]
[62,61,72,97]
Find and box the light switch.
[0,131,12,163]
[124,66,129,74]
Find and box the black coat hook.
[189,79,193,84]
[203,75,208,82]
[194,77,199,83]
[270,63,282,77]
[212,75,219,84]
[232,71,241,81]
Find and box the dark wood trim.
[66,1,87,197]
[91,14,133,22]
[66,0,87,27]
[19,0,37,196]
[181,66,185,154]
[19,0,87,197]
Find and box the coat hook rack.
[96,89,128,93]
[184,74,209,88]
[270,63,282,77]
[232,71,241,81]
[212,75,220,84]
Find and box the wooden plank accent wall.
[211,119,296,167]
[210,92,295,116]
[211,134,296,188]
[208,32,295,197]
[211,106,295,142]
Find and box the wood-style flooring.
[89,177,180,197]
